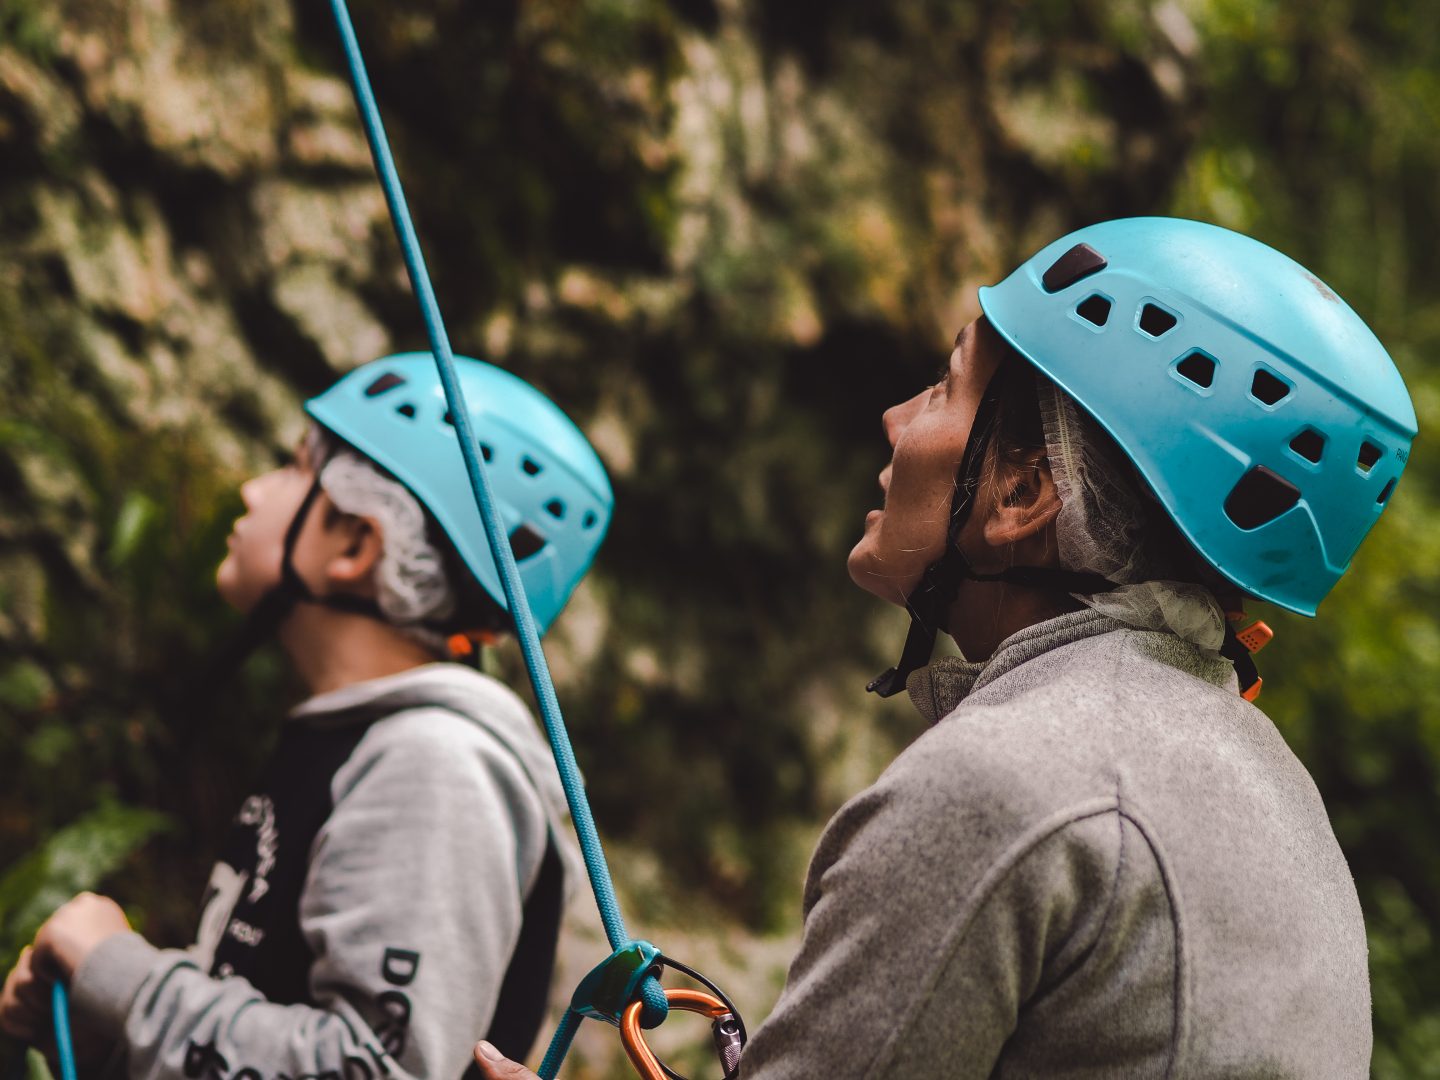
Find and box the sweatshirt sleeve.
[737,745,1155,1080]
[70,708,552,1080]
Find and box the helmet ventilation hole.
[1225,466,1300,530]
[546,499,565,519]
[508,524,547,561]
[1075,295,1111,326]
[395,403,417,418]
[1288,429,1325,464]
[1042,243,1108,292]
[1250,368,1291,406]
[365,372,406,397]
[1377,479,1396,504]
[1137,303,1178,337]
[521,456,543,476]
[582,511,598,529]
[480,443,492,462]
[1175,350,1216,389]
[443,411,454,425]
[1357,441,1383,473]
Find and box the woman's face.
[847,317,1005,606]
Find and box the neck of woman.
[945,578,1085,662]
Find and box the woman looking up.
[475,217,1413,1078]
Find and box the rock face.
[0,0,1203,1068]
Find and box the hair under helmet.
[1039,385,1227,652]
[307,425,456,652]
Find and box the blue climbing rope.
[326,1,666,1074]
[51,982,77,1080]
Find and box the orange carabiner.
[620,988,740,1080]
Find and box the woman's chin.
[847,538,903,604]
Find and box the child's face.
[216,439,325,613]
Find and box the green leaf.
[0,800,172,962]
[0,660,54,713]
[107,491,161,570]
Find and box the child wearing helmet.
[0,355,612,1080]
[471,218,1413,1079]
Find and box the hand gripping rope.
[325,3,743,1077]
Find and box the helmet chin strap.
[867,372,1116,699]
[271,476,389,622]
[187,473,390,706]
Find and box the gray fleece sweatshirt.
[69,664,575,1080]
[740,610,1370,1078]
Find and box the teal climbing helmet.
[978,217,1417,616]
[306,353,613,635]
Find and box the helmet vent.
[1250,368,1291,406]
[545,499,565,519]
[481,443,493,462]
[521,456,543,476]
[395,403,417,418]
[443,411,454,425]
[1076,295,1111,326]
[1357,441,1383,473]
[1225,466,1300,530]
[1175,351,1216,389]
[1138,303,1178,337]
[1288,429,1326,464]
[508,524,547,561]
[1377,479,1396,505]
[364,372,406,397]
[582,511,598,529]
[1042,243,1108,292]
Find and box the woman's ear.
[979,449,1064,552]
[324,515,384,593]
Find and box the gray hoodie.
[740,610,1370,1078]
[70,664,575,1080]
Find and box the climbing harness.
[323,2,743,1077]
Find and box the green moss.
[0,660,52,713]
[0,0,59,63]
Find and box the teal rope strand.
[327,0,667,1067]
[51,983,77,1080]
[537,1009,583,1080]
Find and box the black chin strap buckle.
[867,607,942,698]
[867,563,962,697]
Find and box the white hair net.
[1039,385,1227,653]
[306,426,456,650]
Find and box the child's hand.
[0,946,51,1042]
[32,892,131,982]
[472,1041,542,1080]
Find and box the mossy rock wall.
[3,0,1439,1074]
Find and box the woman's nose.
[882,390,929,447]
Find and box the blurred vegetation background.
[0,0,1436,1075]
